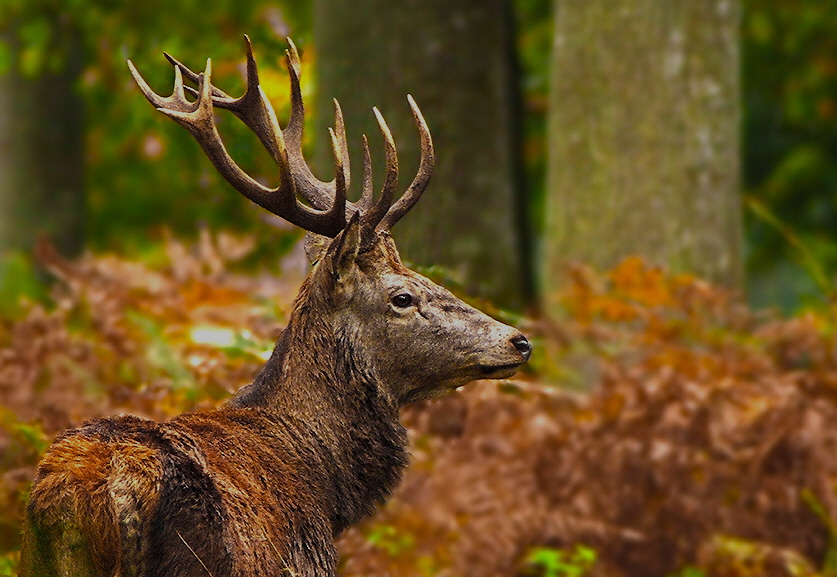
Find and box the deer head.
[127,36,531,407]
[299,218,531,405]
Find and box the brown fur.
[21,228,530,577]
[23,38,530,576]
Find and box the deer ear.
[323,212,362,280]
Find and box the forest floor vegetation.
[2,234,837,577]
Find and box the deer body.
[20,38,530,577]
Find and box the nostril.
[511,334,532,360]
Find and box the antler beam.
[127,36,434,240]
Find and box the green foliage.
[0,409,49,458]
[513,0,552,236]
[667,567,705,577]
[745,196,832,297]
[0,408,48,566]
[0,37,12,74]
[802,489,837,575]
[524,544,598,577]
[743,0,837,310]
[1,0,312,255]
[697,535,819,577]
[3,0,837,312]
[365,524,415,557]
[0,555,15,577]
[0,251,49,319]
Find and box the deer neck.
[224,305,408,532]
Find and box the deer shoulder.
[20,37,531,577]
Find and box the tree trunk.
[313,0,533,310]
[0,25,85,260]
[543,0,742,308]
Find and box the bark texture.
[313,0,532,309]
[0,27,85,259]
[543,0,742,306]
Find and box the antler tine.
[359,107,399,234]
[378,95,435,231]
[128,59,195,113]
[357,135,374,212]
[281,42,351,213]
[164,52,233,101]
[132,56,345,237]
[332,99,352,205]
[327,127,349,231]
[283,38,304,151]
[167,36,286,165]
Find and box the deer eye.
[391,293,415,308]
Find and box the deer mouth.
[478,362,524,379]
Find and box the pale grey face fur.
[315,227,530,405]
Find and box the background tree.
[313,0,533,310]
[541,0,743,312]
[1,0,835,312]
[0,19,85,260]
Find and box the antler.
[127,36,434,240]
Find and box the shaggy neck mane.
[224,275,408,532]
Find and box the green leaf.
[525,545,597,577]
[0,554,18,577]
[0,39,11,75]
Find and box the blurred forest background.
[4,0,837,576]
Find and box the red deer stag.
[20,37,531,577]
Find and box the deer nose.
[511,334,532,362]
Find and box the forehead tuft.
[356,231,405,270]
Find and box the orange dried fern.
[0,233,292,558]
[340,259,837,577]
[5,253,837,576]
